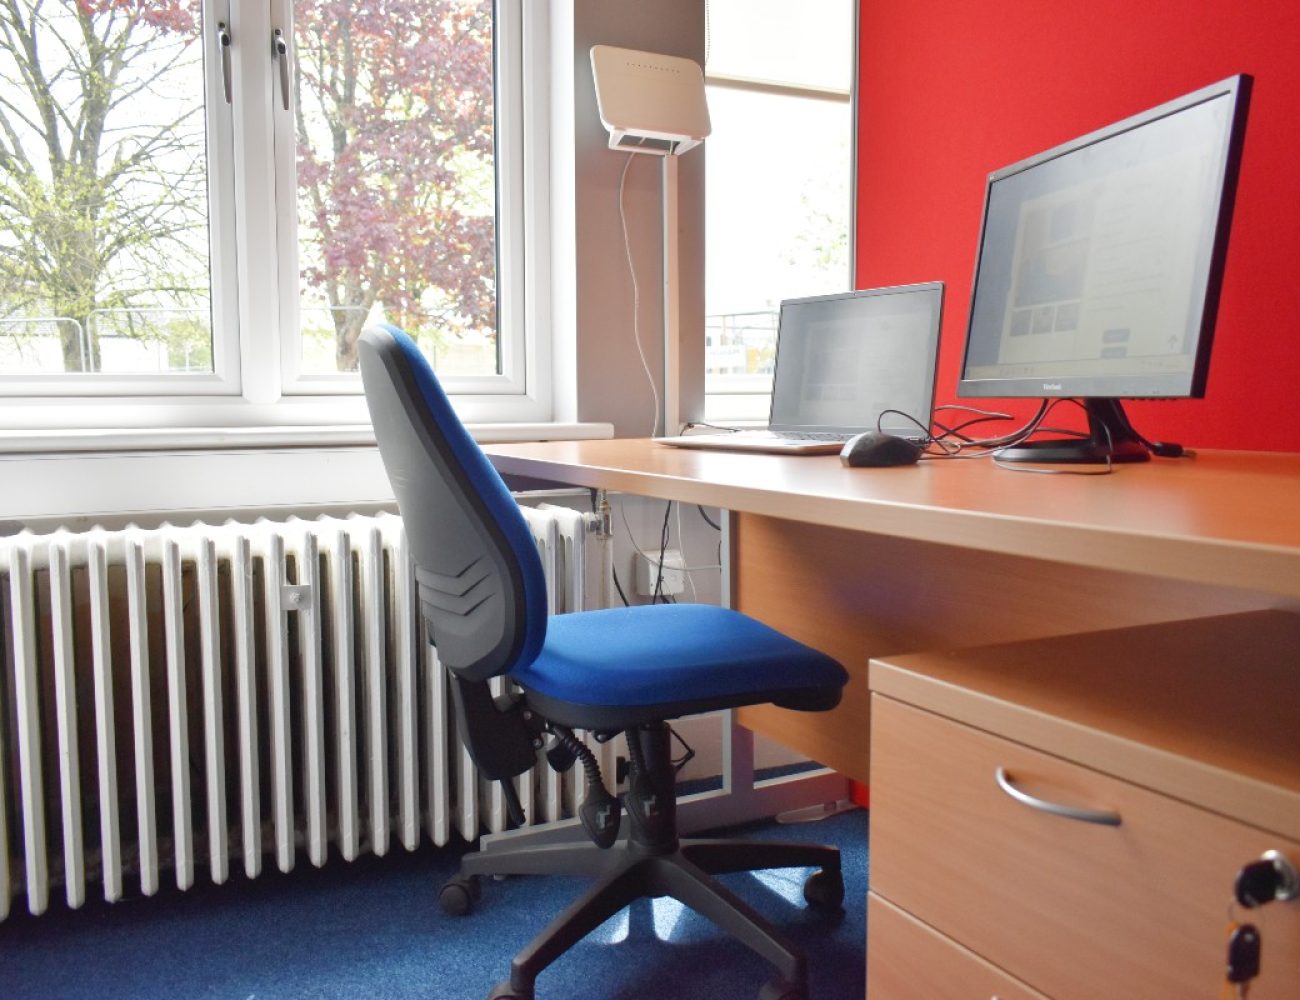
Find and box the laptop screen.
[768,283,944,436]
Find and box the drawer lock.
[1234,850,1299,908]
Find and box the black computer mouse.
[839,431,923,467]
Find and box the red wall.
[856,0,1300,452]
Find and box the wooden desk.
[484,440,1300,781]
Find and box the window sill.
[0,421,613,455]
[0,422,613,527]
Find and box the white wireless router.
[590,45,711,156]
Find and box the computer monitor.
[958,74,1252,462]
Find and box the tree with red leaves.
[293,0,496,371]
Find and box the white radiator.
[0,504,614,918]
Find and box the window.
[703,0,855,422]
[0,0,542,431]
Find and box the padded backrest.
[358,325,548,681]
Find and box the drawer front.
[868,892,1049,999]
[870,696,1300,1000]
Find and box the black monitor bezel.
[957,74,1252,403]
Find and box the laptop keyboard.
[772,431,854,442]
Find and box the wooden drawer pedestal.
[867,611,1300,999]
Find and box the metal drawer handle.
[995,767,1122,826]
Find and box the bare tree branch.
[0,0,205,371]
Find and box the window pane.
[0,1,213,376]
[705,87,851,421]
[292,0,498,376]
[706,0,854,91]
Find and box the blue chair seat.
[512,604,848,728]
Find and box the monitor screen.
[958,75,1250,461]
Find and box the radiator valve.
[590,489,613,537]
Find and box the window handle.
[217,21,232,104]
[995,767,1122,826]
[272,28,291,111]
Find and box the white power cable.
[618,152,660,438]
[673,499,698,602]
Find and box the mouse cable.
[918,403,1044,457]
[876,407,939,443]
[933,413,1015,442]
[948,399,1101,455]
[928,413,1023,455]
[931,403,1016,443]
[926,401,1055,458]
[876,408,979,460]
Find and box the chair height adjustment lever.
[580,783,621,849]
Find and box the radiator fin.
[49,543,85,909]
[10,545,48,914]
[161,538,194,890]
[125,536,158,898]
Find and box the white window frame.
[0,0,551,437]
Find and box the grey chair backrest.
[359,325,547,783]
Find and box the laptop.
[656,282,944,454]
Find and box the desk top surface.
[484,439,1300,599]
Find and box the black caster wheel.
[758,978,806,1000]
[803,867,845,911]
[438,874,480,916]
[488,980,533,1000]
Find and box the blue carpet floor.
[0,810,868,999]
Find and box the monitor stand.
[996,398,1151,464]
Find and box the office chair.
[358,325,849,1000]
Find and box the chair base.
[458,833,841,999]
[447,726,842,1000]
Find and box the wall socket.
[635,548,685,597]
